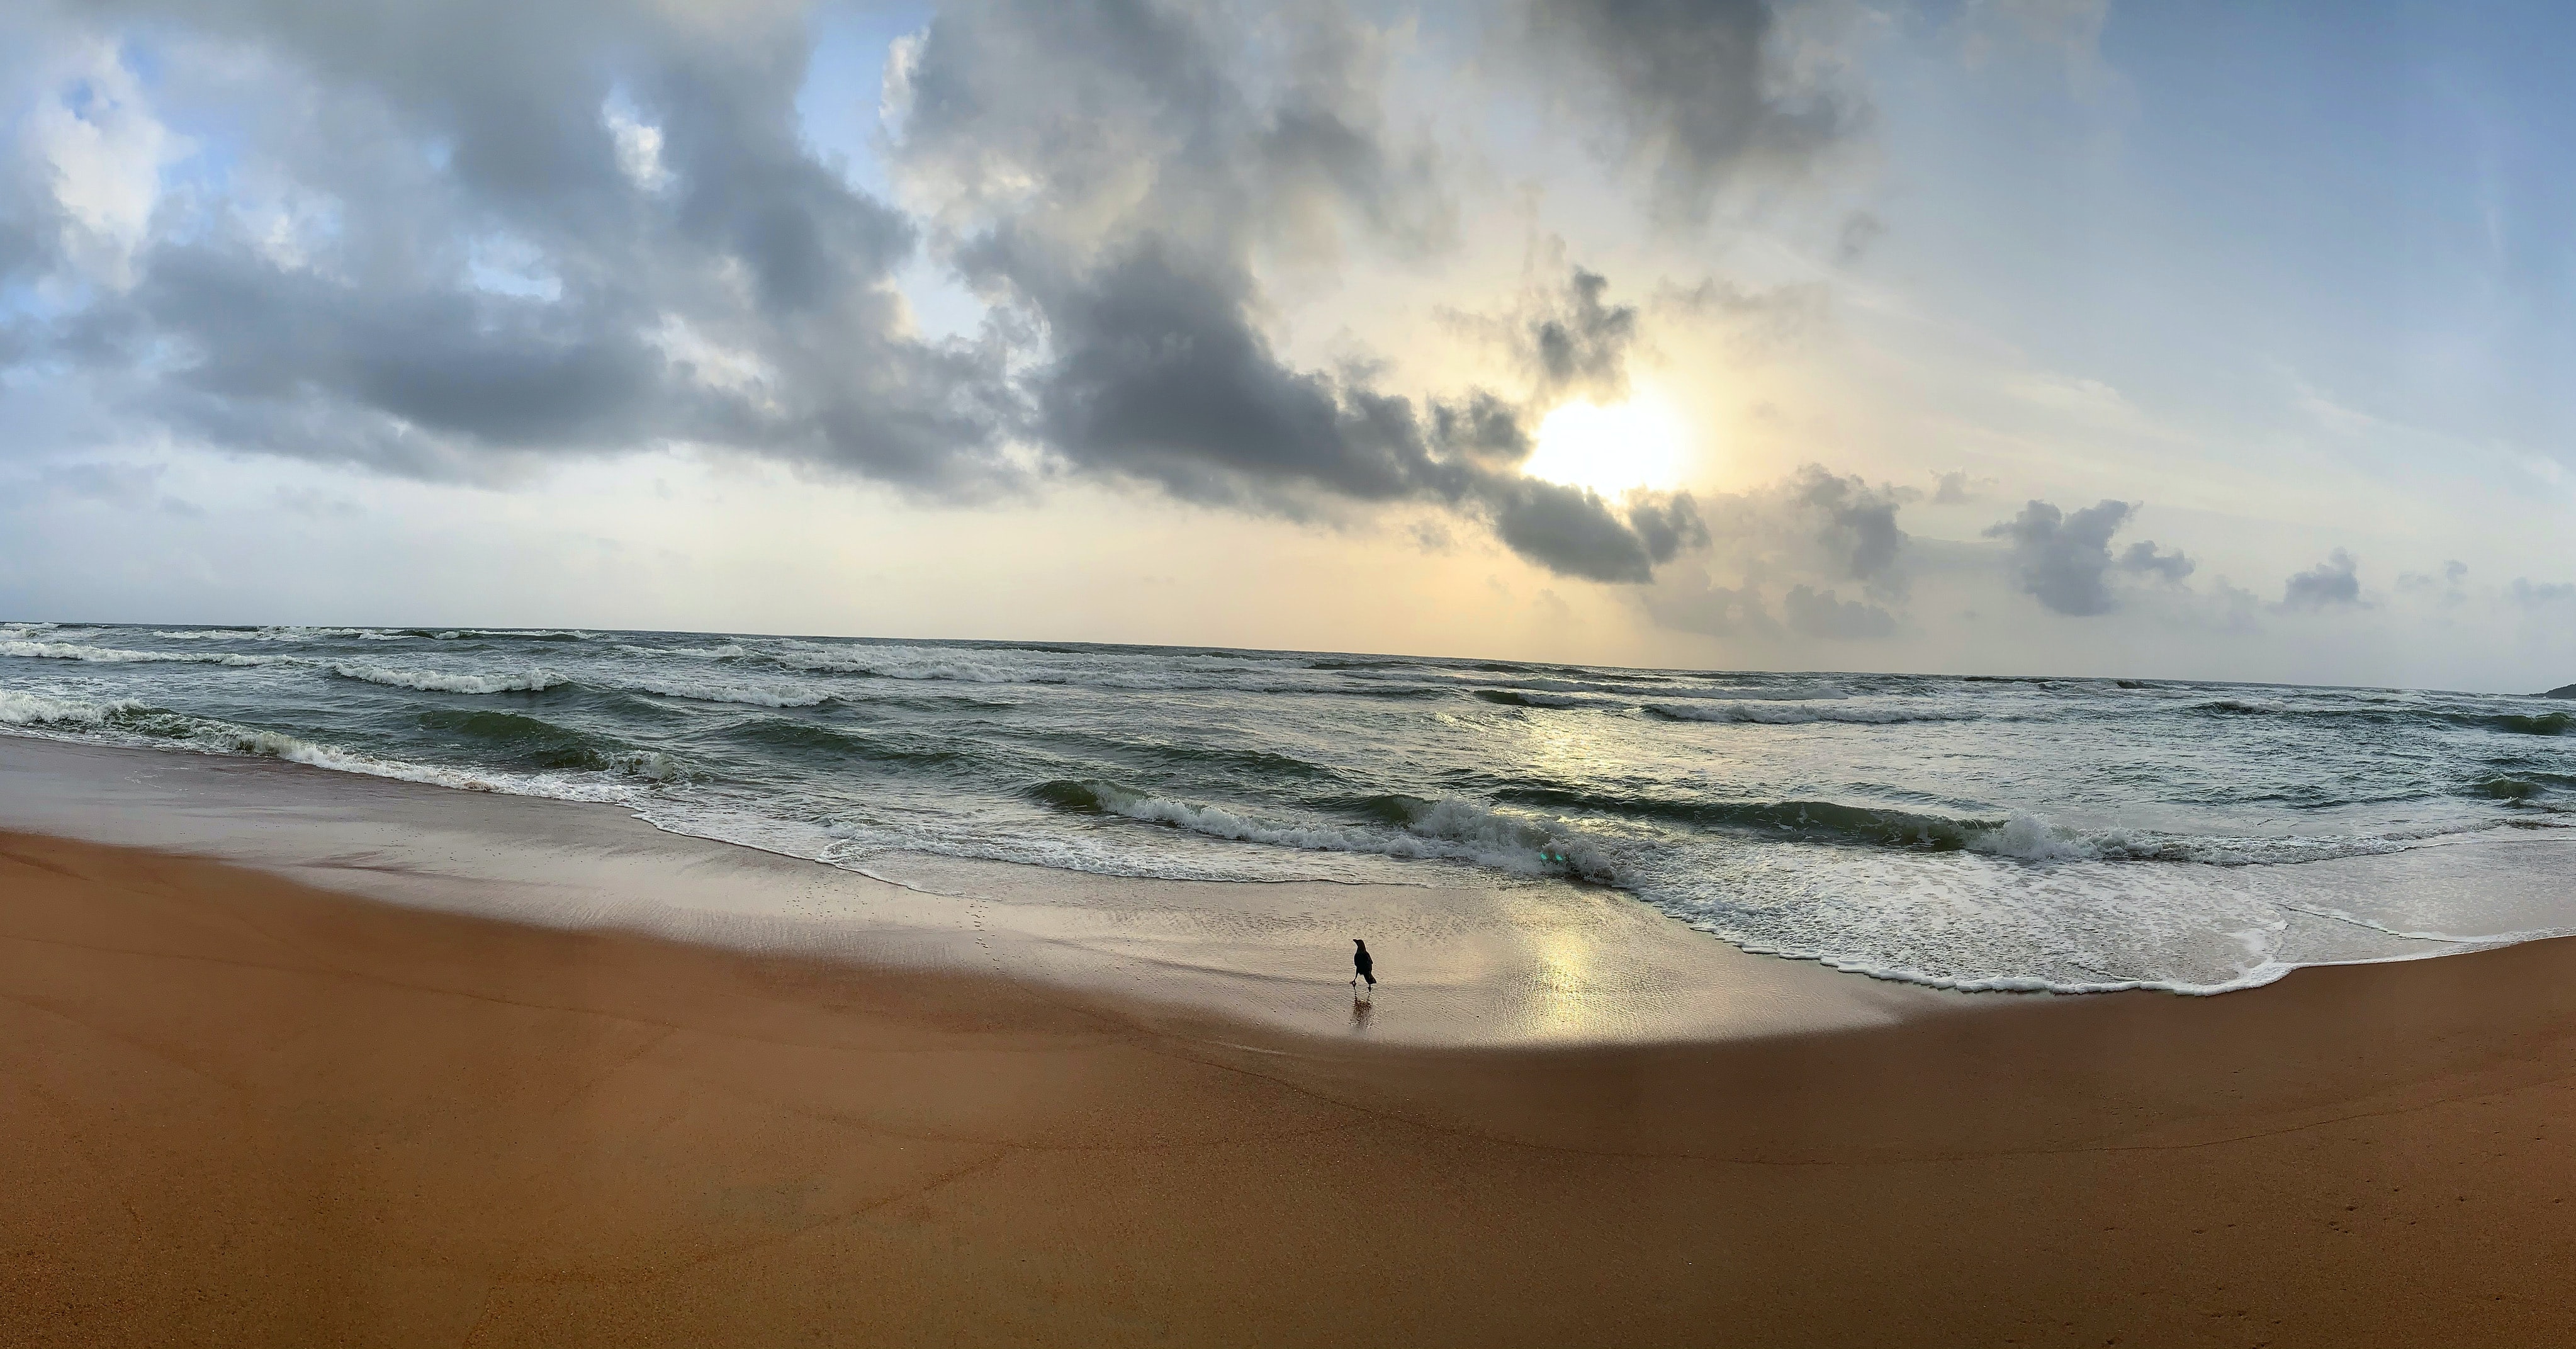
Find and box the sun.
[1517,386,1692,497]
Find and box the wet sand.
[10,741,2576,1344]
[0,735,1954,1045]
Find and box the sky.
[1,0,2570,691]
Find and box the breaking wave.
[1,640,295,667]
[11,618,2576,996]
[1030,778,1621,880]
[1646,700,1971,725]
[619,675,840,708]
[328,662,570,694]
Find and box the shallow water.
[4,619,2571,992]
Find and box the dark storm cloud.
[2119,538,2195,585]
[1529,268,1638,400]
[1789,465,1904,592]
[1985,499,2197,616]
[904,0,1702,580]
[6,0,1722,582]
[2279,550,2363,611]
[1517,0,1862,220]
[15,0,1008,487]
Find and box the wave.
[0,640,296,667]
[0,690,148,726]
[1473,689,1592,709]
[2193,697,2290,715]
[413,707,679,777]
[721,716,967,767]
[1645,699,1969,725]
[1493,786,1990,849]
[1032,730,1341,779]
[2181,696,2574,738]
[388,628,589,643]
[180,718,670,791]
[621,675,840,708]
[1029,778,1620,879]
[773,645,1449,701]
[4,692,677,795]
[1478,784,2520,867]
[2466,776,2546,801]
[773,647,1027,682]
[145,626,386,642]
[327,662,570,694]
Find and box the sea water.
[4,619,2571,993]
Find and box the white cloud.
[603,96,671,193]
[23,40,183,290]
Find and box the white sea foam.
[18,619,2573,998]
[1959,813,2529,867]
[1966,812,2100,862]
[147,626,383,642]
[2197,697,2292,714]
[621,675,838,708]
[0,690,144,726]
[0,640,296,667]
[1077,781,1621,881]
[777,647,1019,682]
[1646,699,1969,725]
[327,662,570,694]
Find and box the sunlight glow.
[1518,387,1692,496]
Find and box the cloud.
[1641,463,1910,640]
[1782,584,1894,639]
[1641,566,1779,640]
[15,460,198,516]
[1441,262,1641,406]
[1528,268,1640,401]
[1516,0,1864,221]
[903,0,1698,581]
[1788,465,1906,594]
[2397,559,2468,607]
[1984,499,2196,616]
[11,0,1009,488]
[1929,469,1993,504]
[2509,577,2575,612]
[2278,549,2363,611]
[2118,538,2195,584]
[0,0,1718,585]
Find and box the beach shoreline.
[10,739,2576,1343]
[0,733,1971,1046]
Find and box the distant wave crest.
[1645,699,1971,725]
[327,662,570,694]
[1,640,295,667]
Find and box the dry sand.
[11,823,2576,1346]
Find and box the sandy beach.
[6,742,2576,1345]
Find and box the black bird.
[1351,939,1375,993]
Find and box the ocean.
[4,619,2571,994]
